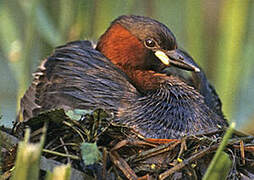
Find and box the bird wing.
[18,40,139,122]
[191,70,224,118]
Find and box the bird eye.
[145,39,156,48]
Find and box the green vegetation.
[203,122,235,180]
[11,129,43,180]
[1,0,254,128]
[81,142,102,166]
[9,127,71,180]
[45,164,71,180]
[0,1,254,179]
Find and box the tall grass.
[0,1,253,179]
[0,0,253,144]
[0,0,254,126]
[215,0,250,120]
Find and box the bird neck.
[97,23,168,92]
[97,23,148,70]
[125,70,167,92]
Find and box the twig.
[59,137,70,163]
[44,137,59,149]
[62,121,85,142]
[50,143,79,151]
[43,149,80,160]
[137,174,152,180]
[127,141,180,163]
[158,143,219,180]
[177,139,187,159]
[158,127,249,180]
[110,151,138,180]
[102,147,107,180]
[240,140,245,165]
[111,139,156,152]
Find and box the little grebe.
[18,15,227,139]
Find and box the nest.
[9,109,254,179]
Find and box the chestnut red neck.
[96,23,165,92]
[97,23,147,69]
[127,70,167,92]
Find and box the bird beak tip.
[155,49,201,73]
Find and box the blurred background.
[0,0,253,132]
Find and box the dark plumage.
[17,15,227,139]
[162,50,224,118]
